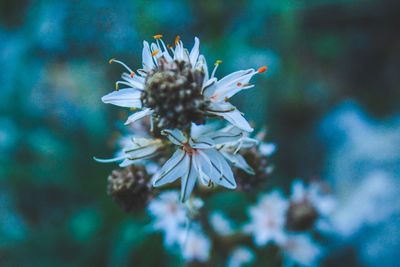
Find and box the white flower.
[244,190,288,246]
[147,191,188,247]
[210,211,235,236]
[102,35,266,131]
[282,234,322,267]
[227,247,255,267]
[179,223,211,263]
[290,179,335,217]
[152,128,239,202]
[94,137,163,167]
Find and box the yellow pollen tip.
[214,60,223,66]
[175,35,180,46]
[115,83,119,91]
[237,82,242,86]
[151,50,159,56]
[153,34,163,39]
[258,66,267,73]
[224,96,229,102]
[130,72,135,78]
[129,107,137,111]
[109,58,116,64]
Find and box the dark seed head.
[285,200,319,232]
[234,146,274,192]
[141,60,209,130]
[107,165,154,213]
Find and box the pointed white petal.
[125,109,153,125]
[207,102,253,132]
[211,69,256,101]
[123,142,159,160]
[189,137,214,149]
[93,155,126,163]
[207,131,244,145]
[193,153,211,186]
[195,55,209,86]
[180,155,198,202]
[221,151,254,174]
[101,89,142,108]
[153,150,188,187]
[202,149,236,189]
[189,37,200,67]
[161,129,187,145]
[142,41,155,70]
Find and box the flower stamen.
[258,66,267,73]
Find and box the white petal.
[211,69,256,101]
[201,149,236,189]
[119,158,134,167]
[161,129,187,145]
[202,78,217,99]
[207,131,244,145]
[193,153,211,186]
[125,109,153,125]
[180,155,198,202]
[142,41,155,70]
[189,37,200,67]
[123,142,159,160]
[153,150,188,187]
[195,55,209,86]
[121,73,145,89]
[222,152,254,174]
[189,137,214,149]
[93,155,126,163]
[207,102,253,132]
[101,89,142,108]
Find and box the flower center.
[141,60,208,130]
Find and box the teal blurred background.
[1,0,400,266]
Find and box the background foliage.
[1,0,399,266]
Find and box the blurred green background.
[1,0,399,266]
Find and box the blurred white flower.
[210,211,235,236]
[290,179,336,217]
[180,223,211,263]
[282,234,321,267]
[244,190,288,246]
[147,191,188,246]
[227,246,255,267]
[328,170,400,237]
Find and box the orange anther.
[224,96,229,102]
[130,72,135,78]
[151,50,159,56]
[153,34,163,39]
[258,66,267,73]
[109,58,116,64]
[130,107,137,111]
[237,82,242,86]
[175,35,181,46]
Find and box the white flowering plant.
[96,35,337,266]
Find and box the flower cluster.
[144,179,335,266]
[96,35,269,202]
